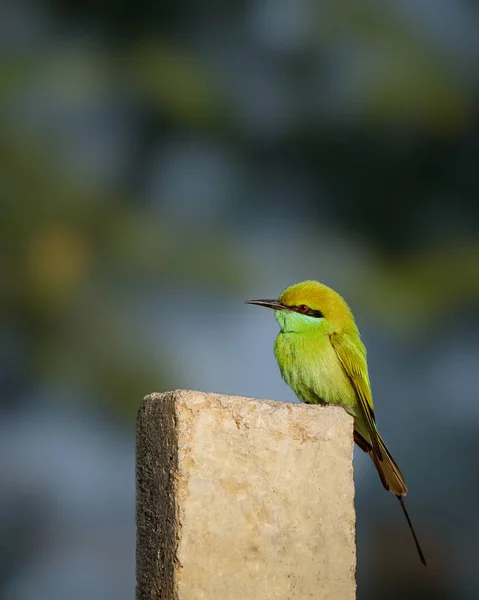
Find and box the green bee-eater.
[246,280,426,565]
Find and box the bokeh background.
[2,1,479,598]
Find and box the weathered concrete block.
[136,390,356,600]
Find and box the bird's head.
[245,280,354,334]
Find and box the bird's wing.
[329,331,383,459]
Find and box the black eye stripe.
[292,306,324,318]
[306,308,324,318]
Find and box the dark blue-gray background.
[1,1,478,598]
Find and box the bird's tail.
[368,431,427,566]
[368,430,408,496]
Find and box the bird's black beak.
[244,299,288,311]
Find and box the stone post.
[136,390,356,600]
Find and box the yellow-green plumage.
[246,280,426,565]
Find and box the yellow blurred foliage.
[27,226,90,306]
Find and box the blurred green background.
[1,0,478,598]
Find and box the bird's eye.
[298,304,309,314]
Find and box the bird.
[245,280,426,566]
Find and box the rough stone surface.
[136,390,356,600]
